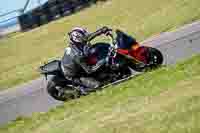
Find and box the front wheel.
[147,47,163,68]
[133,46,163,72]
[47,76,80,101]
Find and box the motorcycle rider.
[61,26,112,94]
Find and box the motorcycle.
[39,29,163,101]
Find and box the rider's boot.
[74,77,101,95]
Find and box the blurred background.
[0,0,47,36]
[0,0,104,37]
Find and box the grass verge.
[0,53,200,133]
[1,0,200,89]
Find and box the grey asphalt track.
[1,21,200,126]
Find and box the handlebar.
[105,31,118,64]
[106,30,116,48]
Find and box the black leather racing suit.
[61,27,108,89]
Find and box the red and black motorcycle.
[88,29,163,72]
[39,29,163,101]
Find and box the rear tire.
[47,76,79,101]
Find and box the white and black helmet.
[68,27,89,44]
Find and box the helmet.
[68,27,89,44]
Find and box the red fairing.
[117,49,129,55]
[117,45,148,64]
[129,46,148,64]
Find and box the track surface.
[1,21,200,126]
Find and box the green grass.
[1,53,200,133]
[1,0,200,89]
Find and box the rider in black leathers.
[61,26,111,93]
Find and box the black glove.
[101,26,112,35]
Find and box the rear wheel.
[47,76,80,101]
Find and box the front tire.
[147,47,163,68]
[133,46,163,72]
